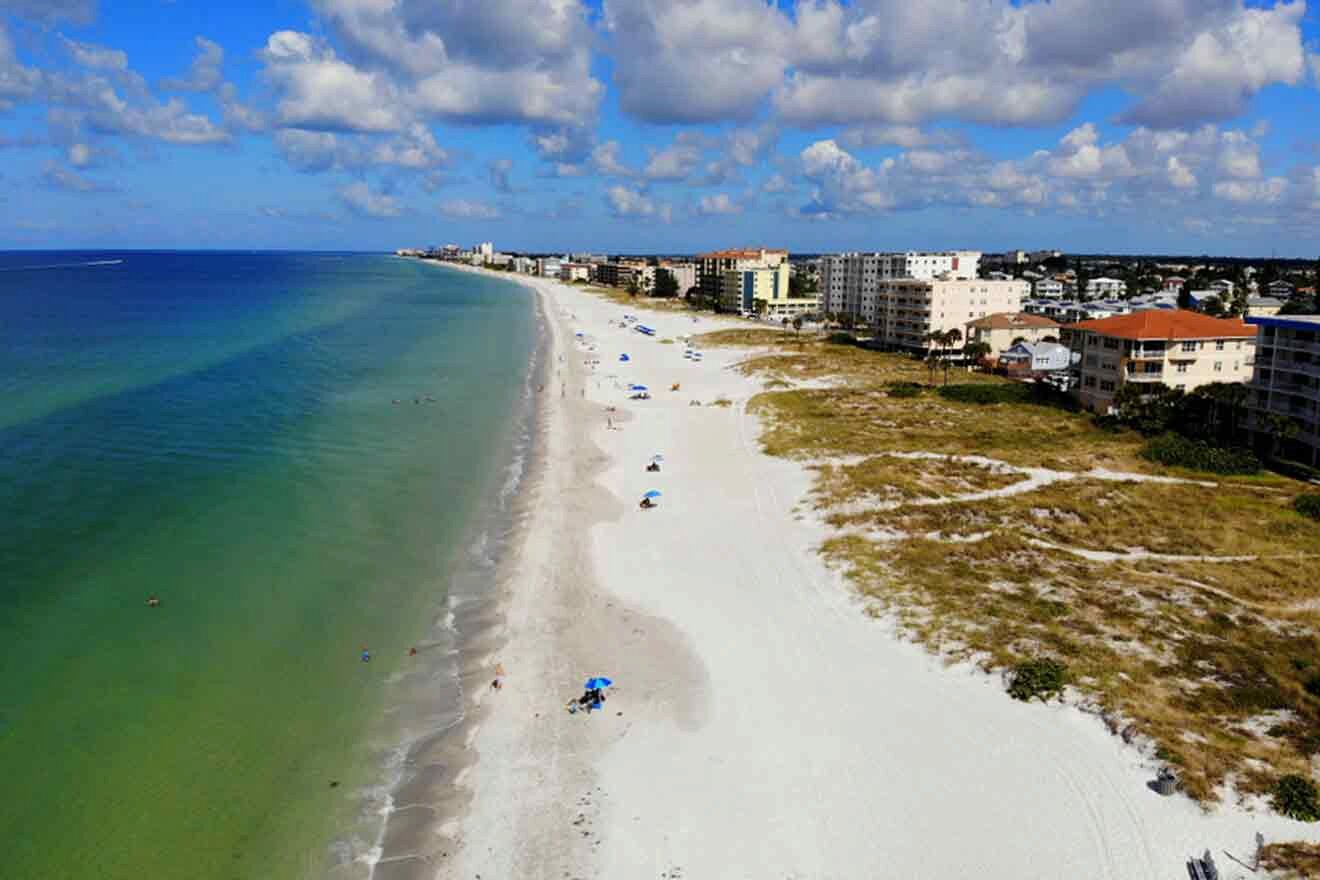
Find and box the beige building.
[1245,315,1320,466]
[719,263,815,318]
[820,250,980,319]
[698,248,788,304]
[872,278,1028,349]
[1063,310,1256,412]
[657,261,697,295]
[596,260,654,291]
[965,312,1061,356]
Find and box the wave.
[0,259,124,272]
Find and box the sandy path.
[438,271,1320,880]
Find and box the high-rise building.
[872,278,1027,349]
[819,251,981,320]
[697,248,788,304]
[1245,314,1320,466]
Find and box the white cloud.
[1,0,95,24]
[59,36,129,74]
[338,181,402,218]
[590,140,633,177]
[696,192,742,215]
[1213,177,1287,203]
[839,125,961,150]
[644,134,706,181]
[601,0,788,123]
[275,124,447,173]
[488,158,514,193]
[260,31,403,132]
[605,184,672,221]
[439,198,501,220]
[762,172,791,194]
[1166,156,1197,189]
[161,37,224,93]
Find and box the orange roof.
[1069,309,1254,340]
[966,312,1059,331]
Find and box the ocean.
[0,253,539,878]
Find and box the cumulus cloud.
[0,22,42,110]
[601,0,788,123]
[275,124,447,173]
[598,0,1307,130]
[644,133,707,181]
[605,184,672,222]
[338,181,402,218]
[695,192,743,215]
[305,0,602,128]
[160,37,224,93]
[260,31,403,132]
[440,198,501,220]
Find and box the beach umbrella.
[619,354,630,362]
[651,454,664,462]
[643,490,662,499]
[584,677,613,690]
[630,384,648,391]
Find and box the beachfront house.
[964,312,1060,356]
[1062,310,1256,412]
[997,341,1074,376]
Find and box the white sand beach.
[435,270,1320,879]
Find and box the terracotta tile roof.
[1069,309,1254,340]
[966,312,1059,331]
[698,248,788,259]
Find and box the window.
[1233,361,1239,371]
[1216,340,1225,351]
[1100,380,1115,392]
[1182,341,1198,352]
[1176,384,1186,391]
[1214,361,1223,372]
[1176,363,1189,374]
[1103,338,1120,349]
[1086,355,1098,367]
[1084,376,1097,388]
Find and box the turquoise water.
[0,254,535,878]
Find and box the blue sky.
[1,0,1319,255]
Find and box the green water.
[0,254,535,878]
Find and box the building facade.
[1086,277,1127,298]
[596,260,654,291]
[965,312,1061,355]
[719,264,814,317]
[697,248,788,304]
[819,251,981,321]
[1063,310,1256,412]
[657,261,698,295]
[872,278,1027,350]
[1245,315,1320,466]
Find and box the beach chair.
[1186,850,1218,880]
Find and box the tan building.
[657,261,698,295]
[1063,310,1256,412]
[698,248,788,305]
[596,260,654,291]
[873,278,1029,350]
[965,312,1061,356]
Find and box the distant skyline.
[1,1,1319,256]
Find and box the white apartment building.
[1246,315,1320,466]
[872,278,1028,350]
[819,251,981,321]
[657,261,697,295]
[1086,277,1127,298]
[1034,278,1065,298]
[1063,310,1256,412]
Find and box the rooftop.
[698,248,788,259]
[1070,309,1254,340]
[966,312,1059,330]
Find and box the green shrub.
[1273,774,1320,821]
[1140,433,1260,475]
[1305,675,1320,699]
[1007,658,1069,702]
[1296,494,1320,521]
[885,381,924,398]
[826,332,859,346]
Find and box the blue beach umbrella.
[584,677,613,690]
[619,354,630,362]
[643,490,662,499]
[630,384,648,391]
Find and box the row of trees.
[1109,381,1300,460]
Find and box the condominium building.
[596,260,654,291]
[872,278,1028,350]
[965,312,1061,356]
[1245,315,1320,466]
[559,262,592,283]
[657,261,697,295]
[719,263,815,318]
[1062,310,1256,412]
[820,251,981,319]
[1086,277,1127,298]
[697,248,788,304]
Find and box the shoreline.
[414,262,1319,878]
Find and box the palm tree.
[963,340,993,371]
[1263,413,1300,461]
[781,316,791,335]
[792,315,803,338]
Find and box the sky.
[1,0,1319,256]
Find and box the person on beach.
[640,497,655,510]
[361,646,371,663]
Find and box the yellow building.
[720,264,815,318]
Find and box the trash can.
[1155,770,1178,796]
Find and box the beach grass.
[583,285,691,312]
[715,334,1320,810]
[1261,842,1320,878]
